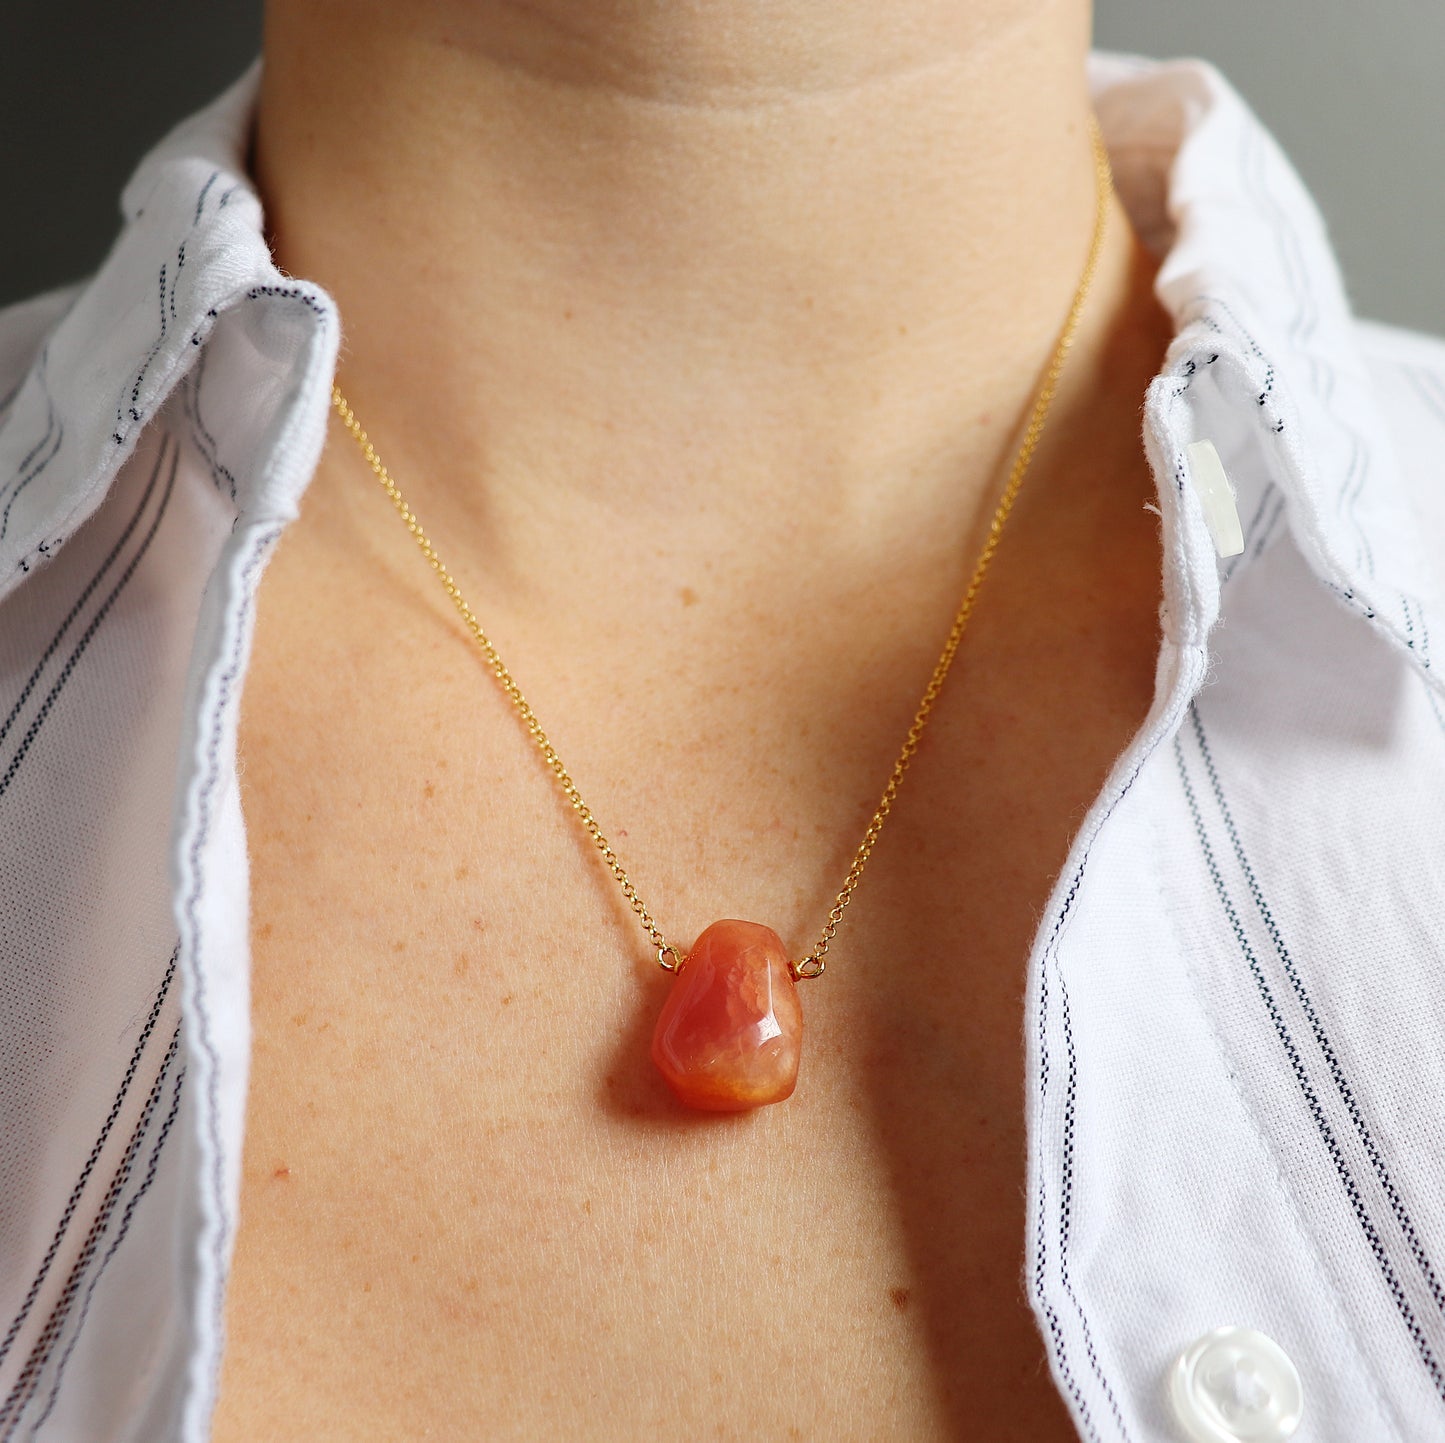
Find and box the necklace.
[331,120,1113,1113]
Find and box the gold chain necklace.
[332,121,1113,1112]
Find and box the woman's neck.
[254,0,1141,551]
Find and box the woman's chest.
[210,687,1123,1442]
[209,467,1159,1439]
[210,804,1084,1442]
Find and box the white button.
[1186,438,1246,559]
[1168,1326,1303,1443]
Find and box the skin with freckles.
[213,1,1176,1439]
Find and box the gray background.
[2,0,1440,334]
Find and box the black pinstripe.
[1176,714,1445,1403]
[0,1025,183,1437]
[25,1062,188,1438]
[1029,708,1183,1443]
[0,360,61,542]
[0,949,177,1374]
[1190,704,1445,1320]
[0,434,177,802]
[0,434,169,757]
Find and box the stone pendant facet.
[650,920,803,1112]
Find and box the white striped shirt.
[3,48,1445,1443]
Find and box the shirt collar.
[0,51,1437,681]
[1094,51,1441,671]
[0,59,337,600]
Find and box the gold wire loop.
[330,117,1113,977]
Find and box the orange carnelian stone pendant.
[650,920,803,1112]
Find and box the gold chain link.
[332,119,1113,981]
